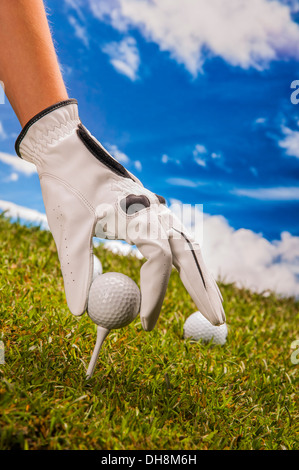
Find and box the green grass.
[0,213,298,450]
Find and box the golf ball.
[184,311,228,345]
[87,272,141,330]
[92,254,103,281]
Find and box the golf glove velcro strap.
[16,100,225,331]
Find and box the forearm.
[0,0,68,126]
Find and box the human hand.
[16,100,225,331]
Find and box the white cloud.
[193,144,207,167]
[106,144,130,164]
[161,154,181,165]
[193,144,207,155]
[255,117,267,125]
[102,36,140,80]
[167,177,199,188]
[0,122,8,140]
[194,157,206,168]
[60,63,73,78]
[68,15,89,47]
[88,0,299,76]
[105,144,142,172]
[64,0,86,21]
[4,172,19,182]
[204,219,299,299]
[134,160,142,171]
[232,186,299,201]
[96,239,143,259]
[0,200,48,229]
[0,152,37,176]
[1,198,298,298]
[211,152,221,159]
[278,125,299,158]
[281,0,299,12]
[193,143,223,168]
[169,199,299,299]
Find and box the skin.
[0,0,68,127]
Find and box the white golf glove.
[16,99,225,331]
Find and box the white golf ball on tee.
[184,311,228,345]
[87,272,141,330]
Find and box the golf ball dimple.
[87,272,141,330]
[92,255,103,281]
[183,311,228,345]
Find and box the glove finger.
[168,226,226,326]
[41,176,95,316]
[212,275,224,302]
[128,210,173,331]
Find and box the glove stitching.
[40,172,95,214]
[38,121,79,154]
[20,120,79,162]
[15,98,78,157]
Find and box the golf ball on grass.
[184,311,228,345]
[87,272,141,330]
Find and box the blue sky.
[1,0,299,297]
[1,0,299,240]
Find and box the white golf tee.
[86,326,110,379]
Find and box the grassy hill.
[0,213,298,450]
